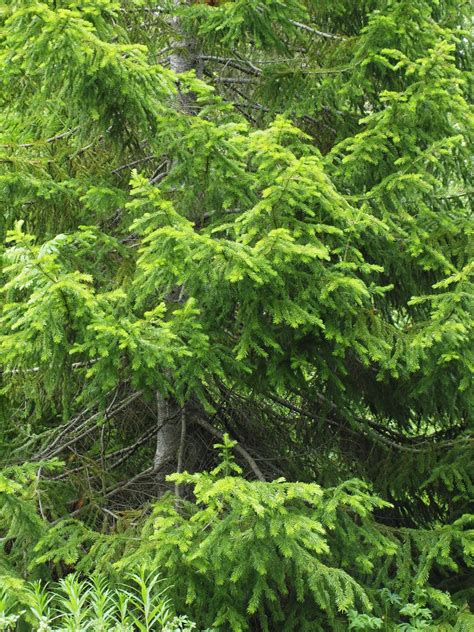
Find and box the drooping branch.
[266,393,470,453]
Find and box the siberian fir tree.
[0,0,473,630]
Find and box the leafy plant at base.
[0,568,212,632]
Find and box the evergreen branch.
[266,394,470,453]
[195,416,265,481]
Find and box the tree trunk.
[153,1,200,479]
[153,392,181,474]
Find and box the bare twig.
[1,359,97,376]
[105,466,155,499]
[212,77,256,84]
[112,154,157,174]
[199,55,261,76]
[0,128,79,149]
[65,466,155,520]
[35,466,47,521]
[288,19,344,40]
[36,391,143,461]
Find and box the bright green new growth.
[0,0,472,630]
[2,440,473,630]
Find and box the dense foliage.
[0,0,472,629]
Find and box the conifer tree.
[0,0,472,629]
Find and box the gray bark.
[153,2,199,480]
[169,0,202,112]
[153,391,181,473]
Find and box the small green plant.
[397,603,433,631]
[0,568,206,631]
[348,610,383,630]
[0,606,21,632]
[0,586,24,631]
[163,616,214,632]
